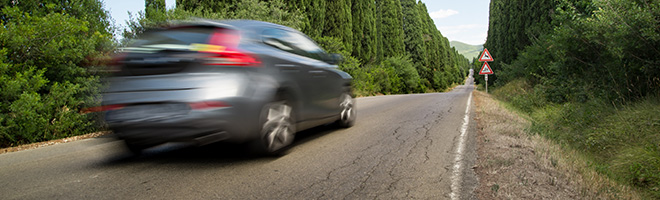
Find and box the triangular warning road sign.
[478,48,494,62]
[479,62,493,75]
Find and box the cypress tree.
[351,0,377,64]
[484,0,555,71]
[417,2,445,89]
[303,0,326,38]
[175,0,235,12]
[145,0,165,19]
[400,0,428,72]
[324,0,353,49]
[375,0,384,62]
[377,0,405,58]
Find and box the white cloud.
[429,9,459,19]
[437,24,489,45]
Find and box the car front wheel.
[336,93,356,128]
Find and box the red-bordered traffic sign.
[478,48,494,62]
[479,62,493,75]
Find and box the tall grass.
[493,79,660,199]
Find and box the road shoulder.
[472,90,580,199]
[472,90,643,199]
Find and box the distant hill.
[450,41,483,60]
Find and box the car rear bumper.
[107,99,264,147]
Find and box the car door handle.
[276,64,300,73]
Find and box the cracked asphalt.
[0,81,478,200]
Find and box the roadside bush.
[493,79,547,114]
[431,70,448,92]
[381,55,420,94]
[0,5,110,147]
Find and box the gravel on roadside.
[0,131,111,154]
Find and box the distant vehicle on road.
[95,19,356,155]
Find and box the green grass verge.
[493,79,660,199]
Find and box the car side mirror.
[325,53,343,65]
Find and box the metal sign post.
[485,74,488,93]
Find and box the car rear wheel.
[336,93,356,128]
[252,97,296,155]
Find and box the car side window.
[262,29,325,61]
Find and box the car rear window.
[129,26,240,50]
[132,27,214,46]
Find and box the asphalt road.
[0,80,478,200]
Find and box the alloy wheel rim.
[264,102,292,151]
[340,94,353,121]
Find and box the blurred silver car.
[98,20,355,155]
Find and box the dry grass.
[473,90,641,199]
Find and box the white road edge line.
[450,92,472,200]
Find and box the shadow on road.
[97,124,341,167]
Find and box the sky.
[104,0,176,32]
[104,0,490,45]
[419,0,490,45]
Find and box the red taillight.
[203,50,261,66]
[188,101,230,110]
[81,104,125,114]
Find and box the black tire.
[250,95,296,156]
[336,92,356,128]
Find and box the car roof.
[169,19,299,34]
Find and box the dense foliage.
[486,0,660,197]
[0,0,114,147]
[485,0,659,103]
[145,0,166,19]
[351,0,377,64]
[324,0,353,51]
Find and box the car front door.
[261,29,338,120]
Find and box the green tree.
[416,2,451,90]
[484,0,555,86]
[175,0,236,12]
[290,0,327,38]
[324,0,352,50]
[351,0,377,64]
[377,0,405,58]
[145,0,166,19]
[400,0,428,67]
